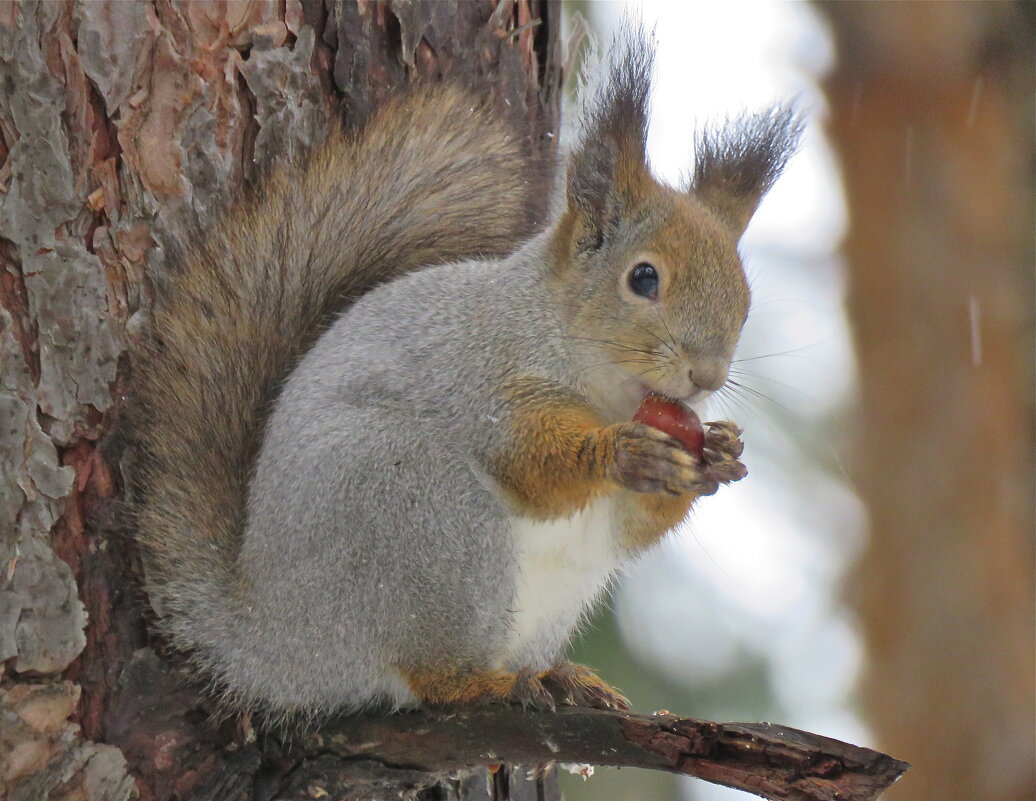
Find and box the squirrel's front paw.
[700,421,748,489]
[606,421,748,497]
[606,422,712,496]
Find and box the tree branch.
[293,707,909,801]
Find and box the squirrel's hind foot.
[539,661,630,711]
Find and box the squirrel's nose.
[689,362,729,392]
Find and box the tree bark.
[816,3,1035,800]
[1,2,560,799]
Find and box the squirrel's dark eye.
[628,263,659,300]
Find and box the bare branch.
[290,707,909,801]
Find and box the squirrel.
[132,24,801,719]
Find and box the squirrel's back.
[132,83,549,699]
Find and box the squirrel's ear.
[565,135,623,250]
[564,24,654,251]
[692,107,804,237]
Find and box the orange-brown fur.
[619,491,695,552]
[491,377,620,519]
[402,667,518,706]
[402,662,628,710]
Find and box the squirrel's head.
[549,26,802,420]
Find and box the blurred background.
[559,3,1035,801]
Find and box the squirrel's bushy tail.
[132,85,547,681]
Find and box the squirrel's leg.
[490,379,618,519]
[401,666,555,710]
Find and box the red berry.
[633,394,705,460]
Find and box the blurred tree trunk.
[816,3,1034,800]
[0,1,560,799]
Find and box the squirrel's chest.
[503,496,622,667]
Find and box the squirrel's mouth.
[634,384,709,419]
[636,386,700,415]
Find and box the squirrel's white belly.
[503,496,622,669]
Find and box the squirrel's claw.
[510,669,556,711]
[704,420,745,458]
[539,662,630,711]
[701,421,748,487]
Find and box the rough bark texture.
[1,2,560,799]
[816,3,1035,800]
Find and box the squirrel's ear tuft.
[564,22,654,250]
[692,106,804,237]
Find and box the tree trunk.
[0,2,561,799]
[816,3,1035,800]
